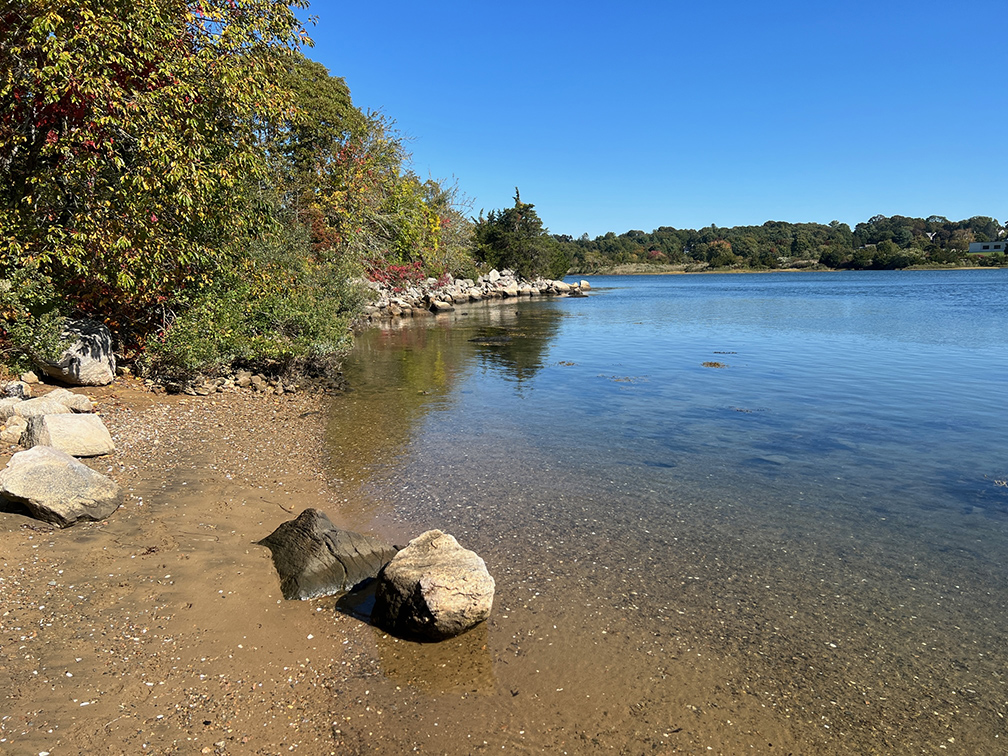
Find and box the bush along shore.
[359,268,590,323]
[116,269,589,397]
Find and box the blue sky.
[302,0,1006,238]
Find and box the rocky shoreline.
[359,269,590,323]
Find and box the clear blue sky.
[302,0,1006,238]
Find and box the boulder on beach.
[0,446,122,527]
[36,318,116,386]
[3,381,31,400]
[22,413,115,457]
[9,396,73,419]
[44,387,94,413]
[372,529,495,641]
[257,508,399,600]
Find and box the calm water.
[327,269,1008,753]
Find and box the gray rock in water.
[22,414,115,457]
[429,300,455,313]
[257,508,398,600]
[0,446,123,527]
[36,318,116,386]
[372,530,495,641]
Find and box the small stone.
[430,300,455,313]
[3,381,31,399]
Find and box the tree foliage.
[0,2,476,377]
[274,58,473,281]
[1,0,309,315]
[559,214,1004,273]
[473,189,570,279]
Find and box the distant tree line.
[556,215,1006,273]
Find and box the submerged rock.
[0,446,122,527]
[372,529,495,641]
[257,508,398,600]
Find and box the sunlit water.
[326,269,1008,752]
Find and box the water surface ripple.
[327,269,1008,753]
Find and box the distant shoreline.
[570,262,1001,276]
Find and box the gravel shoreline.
[0,379,391,755]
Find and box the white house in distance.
[968,241,1006,253]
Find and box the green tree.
[473,189,570,279]
[1,0,308,349]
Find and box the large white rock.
[0,446,122,527]
[22,414,115,457]
[11,396,73,418]
[372,530,495,640]
[36,318,116,386]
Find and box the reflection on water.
[467,307,564,384]
[329,271,1008,752]
[326,303,567,519]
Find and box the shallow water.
[326,270,1008,753]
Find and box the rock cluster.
[149,368,347,398]
[0,379,121,526]
[259,513,496,641]
[361,269,591,323]
[0,384,113,456]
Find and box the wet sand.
[1,378,1004,754]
